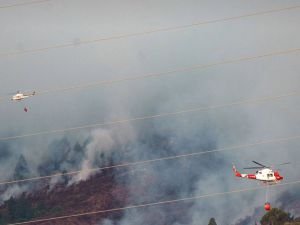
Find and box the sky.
[0,0,300,224]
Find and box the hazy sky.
[0,0,300,224]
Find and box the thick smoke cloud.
[0,0,300,224]
[71,126,136,184]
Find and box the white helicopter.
[11,91,35,101]
[11,91,36,112]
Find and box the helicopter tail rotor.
[232,164,242,177]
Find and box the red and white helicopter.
[232,161,286,184]
[11,91,36,112]
[233,161,289,211]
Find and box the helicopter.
[232,161,287,185]
[233,161,290,211]
[11,91,36,112]
[11,91,35,101]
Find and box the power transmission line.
[0,0,51,9]
[1,48,299,102]
[1,5,299,57]
[30,48,300,96]
[0,133,299,186]
[9,179,300,225]
[0,90,299,141]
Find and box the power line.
[0,0,51,9]
[1,5,299,57]
[9,179,300,225]
[1,90,299,141]
[0,133,300,186]
[1,48,299,102]
[32,48,300,96]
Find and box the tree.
[13,155,31,180]
[261,208,293,225]
[6,194,34,222]
[208,217,217,225]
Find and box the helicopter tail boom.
[232,165,256,179]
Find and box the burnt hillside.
[0,169,128,225]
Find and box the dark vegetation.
[208,217,217,225]
[0,194,58,224]
[260,208,300,225]
[0,169,127,225]
[1,191,299,225]
[206,208,300,225]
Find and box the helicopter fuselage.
[11,94,30,101]
[11,91,35,101]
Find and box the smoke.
[0,1,300,224]
[70,126,136,184]
[101,219,114,225]
[1,184,29,202]
[276,186,300,217]
[234,186,300,225]
[0,64,299,224]
[72,129,115,182]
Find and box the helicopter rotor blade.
[252,161,268,168]
[276,162,291,166]
[270,162,291,169]
[243,166,265,169]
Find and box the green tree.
[13,155,31,180]
[208,217,217,225]
[6,194,34,222]
[261,208,293,225]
